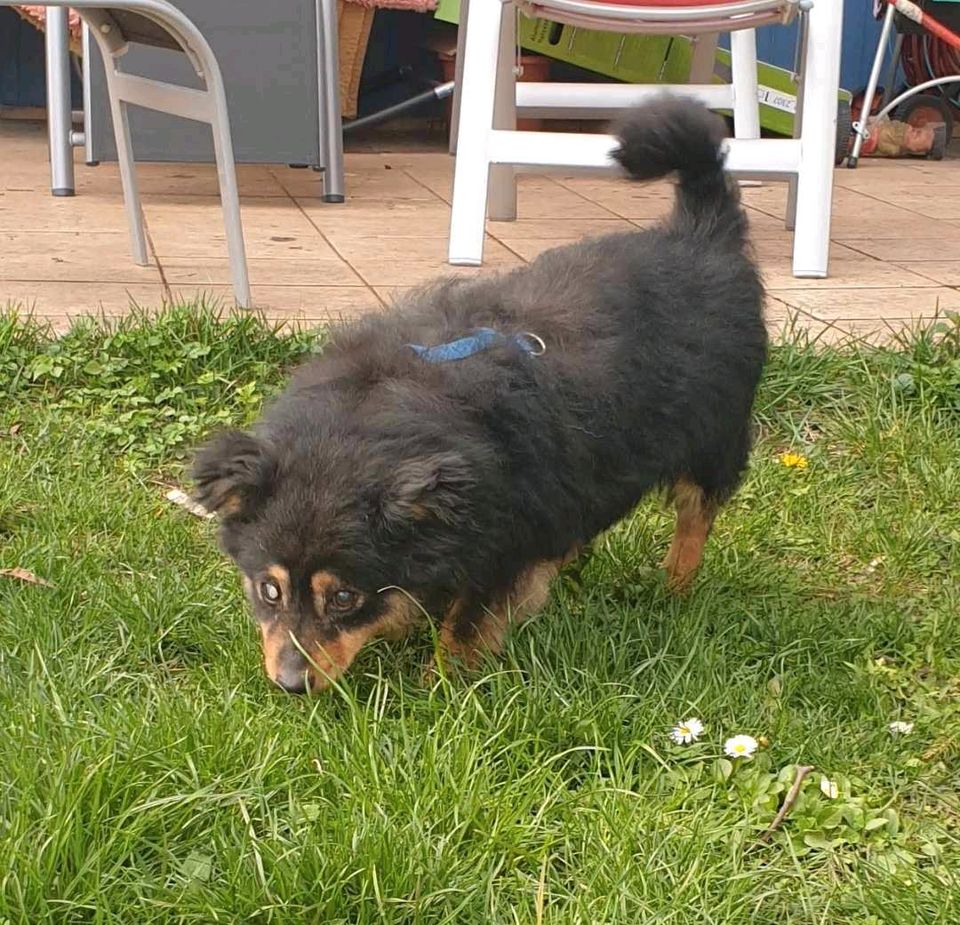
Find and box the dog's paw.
[663,566,697,594]
[422,649,479,685]
[420,653,463,684]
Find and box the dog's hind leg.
[508,559,563,623]
[439,560,562,668]
[662,478,718,592]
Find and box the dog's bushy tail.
[613,96,745,242]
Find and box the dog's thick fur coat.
[193,97,767,692]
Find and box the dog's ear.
[191,430,276,519]
[381,452,475,526]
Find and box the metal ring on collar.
[519,332,547,356]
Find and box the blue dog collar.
[407,327,545,364]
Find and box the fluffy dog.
[192,97,766,693]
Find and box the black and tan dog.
[192,97,767,693]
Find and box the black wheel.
[835,99,853,166]
[929,123,948,161]
[893,94,955,141]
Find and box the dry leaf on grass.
[922,738,957,763]
[0,567,55,588]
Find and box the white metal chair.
[449,0,844,278]
[2,0,253,307]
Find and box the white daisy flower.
[724,734,759,759]
[670,718,704,745]
[820,778,839,799]
[889,721,914,736]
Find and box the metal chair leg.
[81,22,98,166]
[849,1,896,168]
[316,0,345,203]
[101,62,149,266]
[197,43,252,306]
[45,6,75,197]
[210,113,252,307]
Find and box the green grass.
[1,305,959,924]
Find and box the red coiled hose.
[896,1,960,110]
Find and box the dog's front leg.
[420,598,498,684]
[432,559,564,673]
[438,598,508,671]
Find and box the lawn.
[1,306,959,924]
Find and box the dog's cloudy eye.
[331,589,358,611]
[260,580,282,605]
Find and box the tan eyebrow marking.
[310,570,340,610]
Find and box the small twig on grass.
[165,488,214,520]
[754,764,815,847]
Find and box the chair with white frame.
[448,0,844,279]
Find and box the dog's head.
[191,425,481,692]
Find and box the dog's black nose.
[273,671,308,694]
[272,647,310,694]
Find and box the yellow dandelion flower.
[778,452,809,469]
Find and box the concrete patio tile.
[0,231,159,283]
[771,286,960,320]
[761,258,941,291]
[507,178,619,220]
[486,217,635,241]
[0,281,167,317]
[82,163,287,198]
[747,238,862,262]
[0,189,130,233]
[160,256,364,288]
[557,177,677,220]
[398,166,456,202]
[786,317,919,346]
[892,261,960,287]
[864,186,960,222]
[333,235,523,287]
[832,161,936,193]
[165,284,382,322]
[272,164,442,201]
[144,197,339,260]
[833,238,960,262]
[3,110,958,339]
[297,198,454,238]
